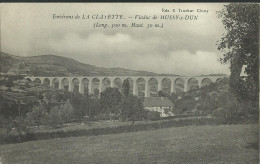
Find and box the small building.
[143,97,175,117]
[240,65,248,77]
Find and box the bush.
[26,105,48,130]
[212,100,258,124]
[0,116,13,144]
[94,114,110,121]
[12,117,28,135]
[212,108,227,118]
[6,79,14,87]
[25,82,30,88]
[61,101,74,123]
[204,110,213,116]
[48,107,63,130]
[111,114,120,120]
[147,111,161,121]
[193,109,201,116]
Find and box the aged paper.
[0,3,259,163]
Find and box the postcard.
[0,3,259,163]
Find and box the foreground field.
[0,124,258,164]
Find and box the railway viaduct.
[26,75,227,97]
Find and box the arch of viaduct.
[26,75,227,97]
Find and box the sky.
[1,3,230,76]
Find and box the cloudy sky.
[1,3,230,76]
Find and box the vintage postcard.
[0,3,259,163]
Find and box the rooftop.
[143,97,174,107]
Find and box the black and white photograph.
[0,3,259,163]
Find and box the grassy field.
[0,124,258,164]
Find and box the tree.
[48,106,63,130]
[89,98,102,116]
[70,92,84,118]
[93,88,99,98]
[13,116,28,135]
[175,95,196,114]
[6,78,14,87]
[100,87,122,120]
[157,90,167,97]
[200,86,210,110]
[18,63,25,70]
[217,4,259,105]
[79,90,91,117]
[120,95,145,126]
[26,103,48,130]
[60,100,74,124]
[168,92,178,104]
[122,79,130,97]
[0,116,13,142]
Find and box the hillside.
[0,52,159,76]
[0,52,26,73]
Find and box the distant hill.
[0,52,227,77]
[0,52,161,76]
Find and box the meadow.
[0,124,258,164]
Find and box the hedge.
[0,116,255,145]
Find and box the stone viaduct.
[25,75,227,97]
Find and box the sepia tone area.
[0,3,259,164]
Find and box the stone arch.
[136,77,146,97]
[187,78,199,91]
[174,78,185,93]
[71,78,80,92]
[34,78,41,84]
[92,78,100,97]
[125,77,134,95]
[102,78,111,92]
[81,78,89,94]
[52,78,59,89]
[26,78,32,82]
[148,78,158,97]
[215,78,222,83]
[201,78,212,87]
[161,78,171,95]
[43,78,50,86]
[114,78,123,91]
[61,78,69,91]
